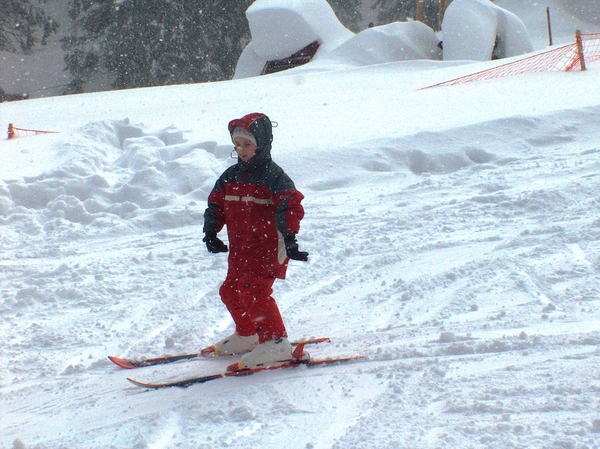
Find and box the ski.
[108,337,331,369]
[127,354,364,389]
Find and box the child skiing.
[201,112,309,371]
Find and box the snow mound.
[236,0,540,77]
[1,120,226,232]
[324,21,442,67]
[234,0,353,78]
[442,0,534,61]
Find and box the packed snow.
[2,0,600,448]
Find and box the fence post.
[546,7,553,46]
[575,30,587,71]
[8,123,16,139]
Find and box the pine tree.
[371,0,446,30]
[61,0,253,93]
[327,0,364,33]
[0,0,58,52]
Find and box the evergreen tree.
[371,0,447,31]
[61,0,253,93]
[327,0,363,33]
[0,0,58,52]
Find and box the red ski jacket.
[204,113,305,279]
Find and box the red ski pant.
[219,274,288,343]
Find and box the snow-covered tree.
[61,0,253,93]
[0,0,58,52]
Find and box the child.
[201,112,309,371]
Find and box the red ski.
[109,337,331,369]
[127,354,364,389]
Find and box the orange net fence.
[7,123,59,139]
[425,31,600,89]
[578,31,600,68]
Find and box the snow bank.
[442,0,534,61]
[1,120,227,232]
[234,0,353,78]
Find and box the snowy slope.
[2,8,600,449]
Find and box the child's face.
[233,136,257,162]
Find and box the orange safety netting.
[579,31,600,67]
[7,123,59,139]
[425,32,600,89]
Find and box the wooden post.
[546,7,553,46]
[575,30,587,71]
[416,0,424,22]
[8,123,16,139]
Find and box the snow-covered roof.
[234,0,353,79]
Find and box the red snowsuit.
[204,113,305,343]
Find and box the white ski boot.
[201,332,259,356]
[227,337,310,371]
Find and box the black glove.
[284,233,308,261]
[203,232,228,253]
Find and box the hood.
[228,113,273,168]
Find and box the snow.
[441,0,534,61]
[2,2,600,449]
[322,21,442,67]
[234,0,353,78]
